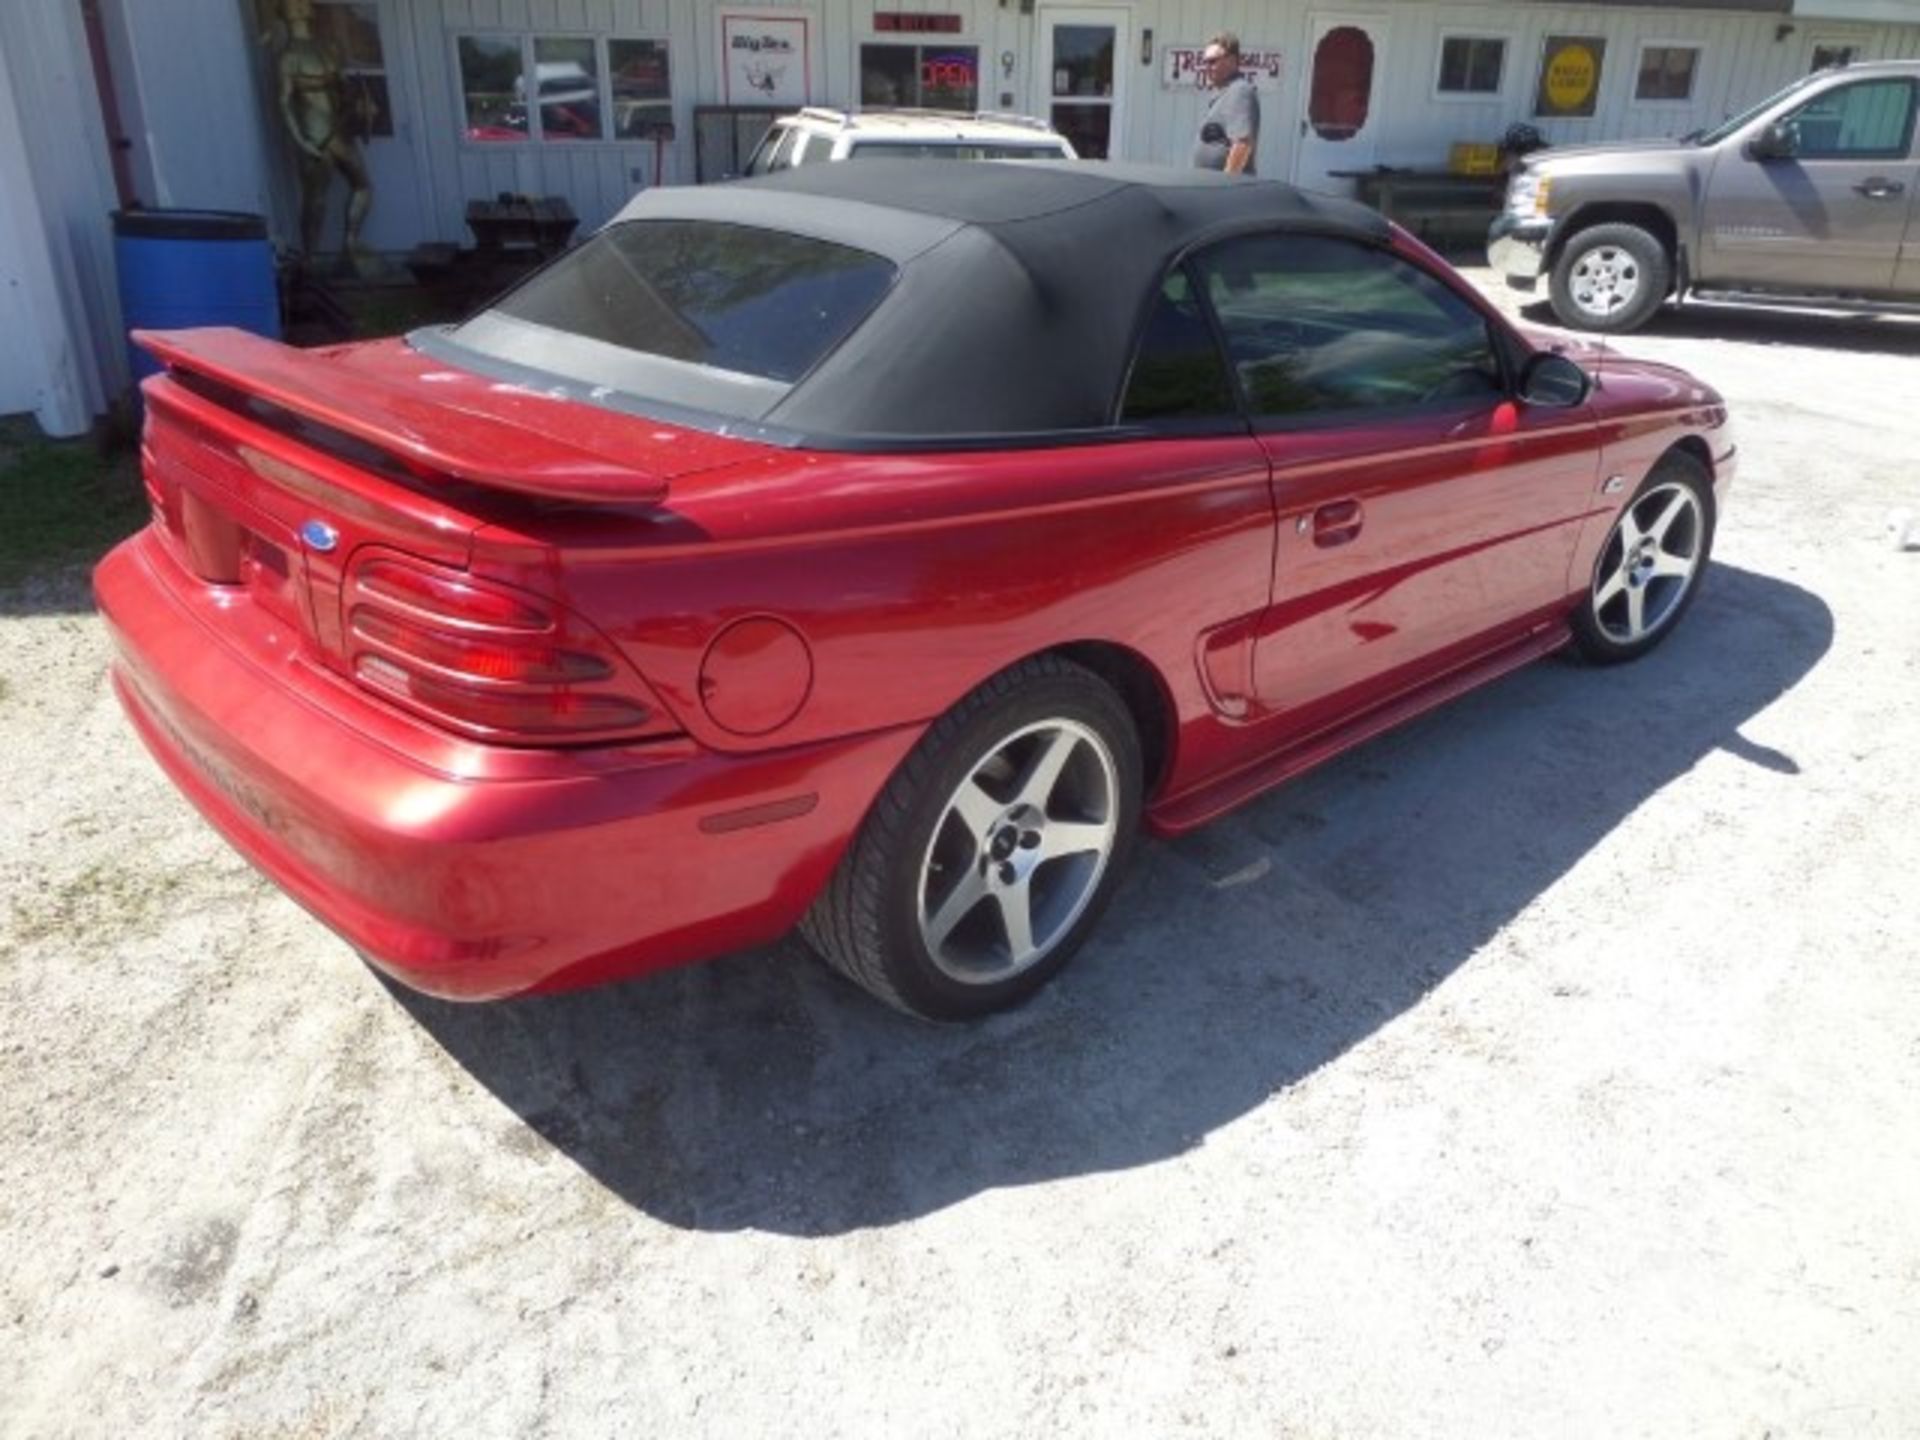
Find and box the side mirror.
[1747,120,1798,161]
[1519,351,1592,408]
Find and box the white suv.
[744,108,1077,174]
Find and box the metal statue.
[261,0,378,274]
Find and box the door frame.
[1292,11,1392,191]
[1030,5,1133,160]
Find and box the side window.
[1782,79,1918,159]
[747,126,798,176]
[1193,233,1505,422]
[1120,268,1239,423]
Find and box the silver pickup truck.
[1490,59,1920,332]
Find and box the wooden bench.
[1330,170,1506,252]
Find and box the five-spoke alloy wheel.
[918,719,1120,985]
[802,656,1142,1020]
[1572,452,1715,663]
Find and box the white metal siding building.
[4,0,1920,435]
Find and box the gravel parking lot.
[3,273,1917,1439]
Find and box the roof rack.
[970,111,1053,133]
[847,106,1057,133]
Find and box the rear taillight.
[345,551,679,745]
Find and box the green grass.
[0,417,146,588]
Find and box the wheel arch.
[1665,433,1714,481]
[1048,640,1178,799]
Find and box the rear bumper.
[1488,212,1554,287]
[96,531,918,1000]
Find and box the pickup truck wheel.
[800,656,1141,1021]
[1571,451,1715,664]
[1549,223,1671,334]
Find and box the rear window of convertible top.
[453,220,897,388]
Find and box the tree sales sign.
[1162,46,1283,90]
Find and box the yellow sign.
[1536,36,1605,117]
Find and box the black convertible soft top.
[427,162,1392,446]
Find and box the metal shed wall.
[0,0,126,437]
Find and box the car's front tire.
[801,655,1142,1020]
[1571,451,1715,664]
[1549,222,1671,333]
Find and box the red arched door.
[1294,17,1386,194]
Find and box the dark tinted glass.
[1121,270,1238,423]
[1438,37,1504,94]
[1197,233,1503,420]
[1634,46,1698,102]
[476,221,896,383]
[859,43,980,108]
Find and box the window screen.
[470,221,896,383]
[1195,234,1503,421]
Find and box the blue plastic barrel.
[114,209,279,389]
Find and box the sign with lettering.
[1535,35,1605,117]
[874,12,963,33]
[1162,46,1283,90]
[719,11,814,106]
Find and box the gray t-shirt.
[1191,73,1260,175]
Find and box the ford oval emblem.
[300,519,339,553]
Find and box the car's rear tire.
[1549,223,1671,333]
[800,655,1142,1021]
[1570,450,1715,664]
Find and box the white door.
[1292,13,1389,195]
[1033,8,1131,160]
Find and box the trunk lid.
[134,327,767,677]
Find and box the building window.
[314,2,391,137]
[610,40,673,138]
[1437,36,1505,96]
[859,43,979,110]
[533,36,603,140]
[1635,45,1700,103]
[459,34,672,143]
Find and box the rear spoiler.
[134,327,671,505]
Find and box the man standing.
[1192,33,1259,176]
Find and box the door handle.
[1853,178,1906,198]
[1311,499,1364,548]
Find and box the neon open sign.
[922,51,975,90]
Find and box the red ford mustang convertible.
[97,163,1734,1019]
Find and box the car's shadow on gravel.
[394,563,1832,1236]
[1519,298,1920,356]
